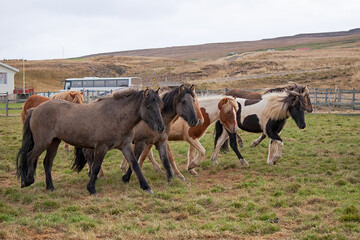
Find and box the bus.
[63,77,142,91]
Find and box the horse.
[16,88,165,195]
[212,90,307,166]
[20,91,84,123]
[224,82,312,148]
[20,91,84,153]
[120,95,239,179]
[117,85,202,183]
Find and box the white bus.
[63,77,142,91]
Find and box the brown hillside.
[3,29,360,92]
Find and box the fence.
[1,88,360,116]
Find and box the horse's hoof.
[145,189,153,194]
[239,159,249,166]
[46,186,56,191]
[90,191,98,196]
[179,176,186,181]
[188,169,198,175]
[122,175,130,183]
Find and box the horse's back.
[225,89,262,99]
[21,95,50,124]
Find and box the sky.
[1,0,360,60]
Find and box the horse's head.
[285,91,306,129]
[218,97,238,134]
[173,84,199,127]
[70,91,84,104]
[140,88,165,133]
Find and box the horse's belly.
[239,114,262,133]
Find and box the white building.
[0,62,19,93]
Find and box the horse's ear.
[190,84,195,92]
[144,88,149,98]
[156,87,161,94]
[218,98,228,110]
[70,92,76,97]
[80,91,84,95]
[179,84,184,93]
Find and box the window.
[0,72,7,84]
[83,81,93,87]
[117,79,129,87]
[72,81,83,87]
[106,80,117,87]
[94,80,105,87]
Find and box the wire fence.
[1,87,359,116]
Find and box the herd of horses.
[16,83,312,195]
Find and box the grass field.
[0,114,359,239]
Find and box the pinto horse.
[224,83,312,148]
[16,89,164,195]
[120,95,239,179]
[212,90,307,166]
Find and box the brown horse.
[20,91,84,123]
[120,95,239,179]
[16,89,165,195]
[224,82,312,147]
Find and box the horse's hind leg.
[251,133,266,148]
[87,149,107,195]
[23,146,45,187]
[43,138,61,191]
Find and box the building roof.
[0,62,19,72]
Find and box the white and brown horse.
[212,90,307,166]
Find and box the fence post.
[314,88,317,113]
[352,88,356,110]
[5,92,9,117]
[328,89,331,114]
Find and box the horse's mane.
[161,86,194,113]
[51,91,84,103]
[260,82,308,95]
[221,97,239,112]
[262,91,305,120]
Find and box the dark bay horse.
[212,90,307,166]
[117,85,201,183]
[16,89,164,195]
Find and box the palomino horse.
[224,83,312,148]
[16,89,165,195]
[212,90,307,166]
[120,95,239,179]
[118,85,202,183]
[20,91,84,152]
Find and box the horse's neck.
[162,110,177,126]
[199,97,221,123]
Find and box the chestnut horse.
[20,91,84,123]
[17,89,165,195]
[120,95,239,179]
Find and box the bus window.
[72,81,82,88]
[106,80,117,87]
[117,79,129,87]
[94,80,105,87]
[83,80,93,87]
[65,82,71,90]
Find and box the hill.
[3,28,360,92]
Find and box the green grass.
[0,114,359,239]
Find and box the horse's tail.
[214,120,229,153]
[16,108,35,180]
[72,148,87,172]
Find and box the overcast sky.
[1,0,359,60]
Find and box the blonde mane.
[51,91,84,103]
[261,91,291,121]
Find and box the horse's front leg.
[211,126,229,164]
[251,133,266,148]
[166,143,185,180]
[121,143,152,193]
[266,121,285,165]
[87,148,107,195]
[228,132,249,166]
[122,142,147,182]
[141,145,163,173]
[186,138,205,174]
[155,141,173,182]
